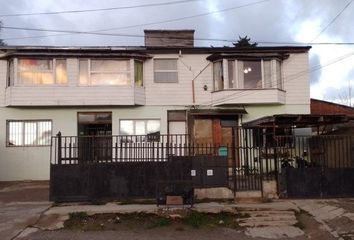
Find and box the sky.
[0,0,353,105]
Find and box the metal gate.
[50,133,230,202]
[277,135,354,198]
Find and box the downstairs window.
[6,120,52,147]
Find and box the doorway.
[77,112,112,162]
[192,116,238,164]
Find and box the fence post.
[57,131,62,165]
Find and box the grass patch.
[183,211,240,229]
[64,210,245,231]
[64,212,90,230]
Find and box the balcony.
[211,88,286,106]
[5,86,145,106]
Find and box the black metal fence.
[50,130,354,201]
[275,135,354,198]
[51,133,189,164]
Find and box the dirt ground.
[0,181,49,203]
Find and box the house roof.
[311,98,354,116]
[0,45,311,59]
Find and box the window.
[154,59,178,83]
[79,59,131,86]
[17,59,67,85]
[134,60,143,87]
[216,59,282,90]
[6,120,52,147]
[228,60,235,88]
[119,119,160,136]
[213,61,223,91]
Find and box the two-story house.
[0,30,311,181]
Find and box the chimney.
[144,29,195,47]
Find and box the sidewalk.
[1,181,353,240]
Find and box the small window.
[119,119,160,135]
[134,60,143,87]
[17,59,67,85]
[6,120,52,147]
[154,59,178,83]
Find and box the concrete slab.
[0,202,51,240]
[245,226,304,239]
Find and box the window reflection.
[18,59,67,85]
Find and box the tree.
[233,36,257,48]
[0,21,6,46]
[338,79,354,107]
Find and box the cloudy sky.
[0,0,353,104]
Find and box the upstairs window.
[238,60,263,89]
[17,59,67,85]
[6,120,52,147]
[214,59,282,90]
[134,60,143,87]
[213,61,224,91]
[154,59,178,83]
[79,59,131,86]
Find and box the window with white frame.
[154,59,178,83]
[17,58,67,85]
[6,120,52,147]
[119,119,160,136]
[79,59,131,86]
[215,59,282,90]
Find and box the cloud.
[309,53,321,84]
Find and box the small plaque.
[207,169,213,176]
[166,195,183,205]
[191,170,196,176]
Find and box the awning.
[189,108,247,116]
[242,114,352,128]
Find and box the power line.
[310,0,353,42]
[2,0,271,41]
[1,25,235,43]
[0,0,200,17]
[4,24,354,46]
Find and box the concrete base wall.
[262,180,279,199]
[235,191,262,200]
[194,187,234,200]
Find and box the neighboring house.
[0,30,311,181]
[311,98,354,134]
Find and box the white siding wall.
[0,60,6,106]
[144,54,213,105]
[283,53,310,106]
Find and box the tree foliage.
[233,36,257,48]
